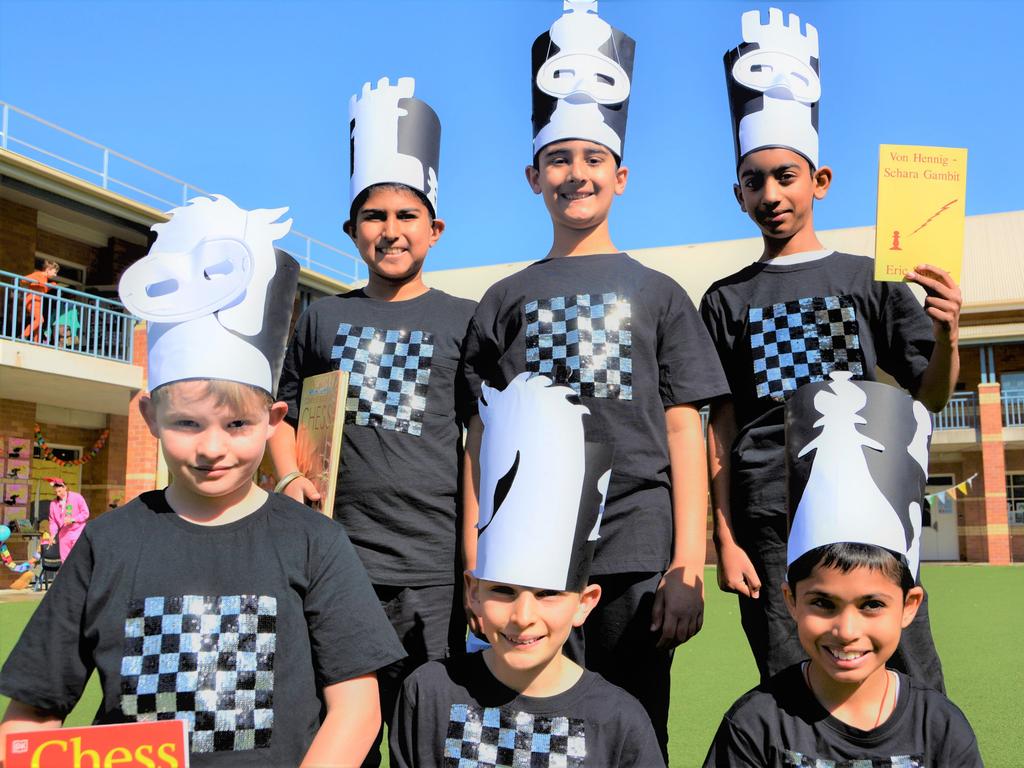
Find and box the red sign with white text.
[5,719,189,768]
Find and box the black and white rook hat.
[349,76,441,217]
[531,0,635,160]
[724,7,821,168]
[475,373,613,592]
[118,195,299,395]
[785,372,931,578]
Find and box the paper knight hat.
[349,77,441,217]
[785,372,931,578]
[724,7,821,168]
[531,0,635,160]
[118,194,300,395]
[475,373,613,592]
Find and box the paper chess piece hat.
[475,373,614,592]
[349,76,441,217]
[119,194,300,395]
[531,0,636,160]
[785,372,931,578]
[724,7,821,168]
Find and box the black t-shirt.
[463,253,729,573]
[0,491,406,768]
[279,288,477,585]
[390,653,665,767]
[699,252,934,528]
[704,663,982,767]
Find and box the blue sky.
[1,0,1020,280]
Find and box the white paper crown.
[475,373,612,592]
[725,7,821,167]
[118,195,298,394]
[349,76,440,216]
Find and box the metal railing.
[0,270,135,364]
[931,391,978,431]
[1003,389,1024,428]
[0,101,362,283]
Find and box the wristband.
[274,470,305,494]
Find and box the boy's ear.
[267,401,289,432]
[525,164,542,195]
[782,581,798,621]
[572,583,602,628]
[429,217,446,246]
[138,393,160,439]
[901,585,924,629]
[733,183,747,212]
[614,164,629,196]
[813,165,833,200]
[342,220,355,242]
[464,570,481,612]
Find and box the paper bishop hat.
[785,372,931,578]
[349,76,441,217]
[531,0,635,160]
[724,7,821,168]
[118,194,299,395]
[475,373,614,592]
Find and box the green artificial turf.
[2,565,1022,766]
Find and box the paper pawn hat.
[118,194,300,395]
[349,76,441,217]
[724,7,821,168]
[531,0,636,160]
[475,373,613,592]
[785,372,931,578]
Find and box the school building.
[0,100,1019,580]
[422,210,1024,567]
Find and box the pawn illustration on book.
[890,230,902,250]
[785,371,931,577]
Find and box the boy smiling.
[391,374,663,767]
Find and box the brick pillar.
[125,322,160,500]
[970,383,1013,563]
[0,198,38,274]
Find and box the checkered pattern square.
[120,594,276,754]
[331,323,434,436]
[783,751,926,767]
[524,293,632,400]
[444,704,586,767]
[749,294,865,402]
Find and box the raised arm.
[906,264,961,412]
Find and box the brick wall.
[125,322,159,501]
[0,199,38,275]
[36,230,101,275]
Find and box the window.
[1006,473,1024,525]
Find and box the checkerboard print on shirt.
[783,751,925,767]
[120,594,276,754]
[749,294,865,402]
[524,293,632,400]
[444,704,586,768]
[331,323,434,436]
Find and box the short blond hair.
[150,379,274,414]
[42,259,60,273]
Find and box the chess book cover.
[5,719,189,768]
[294,369,349,517]
[874,144,967,283]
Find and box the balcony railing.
[1003,389,1024,428]
[0,101,362,284]
[0,270,135,364]
[932,391,978,431]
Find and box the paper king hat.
[349,77,441,217]
[475,373,613,592]
[531,0,636,160]
[724,7,821,168]
[785,372,931,578]
[118,195,300,395]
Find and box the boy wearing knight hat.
[704,374,981,766]
[461,2,729,754]
[268,76,476,766]
[700,6,960,688]
[391,373,663,767]
[0,195,404,767]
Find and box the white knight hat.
[531,0,636,160]
[475,373,613,592]
[724,7,821,168]
[785,373,931,578]
[349,76,441,217]
[118,194,299,395]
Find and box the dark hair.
[787,542,915,596]
[345,183,435,231]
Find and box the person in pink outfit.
[46,478,89,562]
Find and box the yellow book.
[295,370,349,517]
[874,144,967,283]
